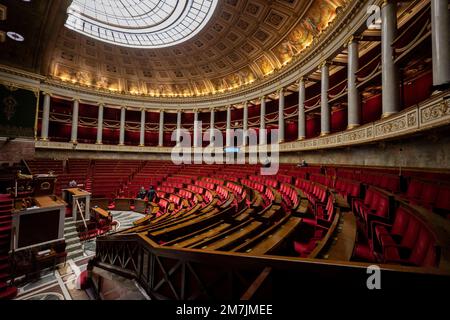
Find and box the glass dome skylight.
[65,0,218,48]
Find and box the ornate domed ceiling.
[0,0,349,98]
[65,0,219,48]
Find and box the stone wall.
[0,138,35,164]
[33,127,450,171]
[280,130,450,170]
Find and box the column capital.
[140,107,145,112]
[120,105,126,110]
[381,0,391,8]
[260,95,265,101]
[319,60,330,69]
[42,91,52,97]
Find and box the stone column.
[278,89,285,143]
[158,111,164,147]
[41,92,51,141]
[176,110,182,144]
[96,103,104,144]
[119,106,126,145]
[321,62,330,136]
[298,79,306,140]
[348,37,361,128]
[71,99,79,143]
[210,109,215,143]
[260,96,266,145]
[226,106,231,147]
[431,0,450,87]
[139,108,145,146]
[243,101,248,146]
[193,110,199,148]
[381,0,400,117]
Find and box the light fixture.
[7,31,24,42]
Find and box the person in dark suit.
[137,186,147,199]
[147,185,156,202]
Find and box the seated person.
[137,186,147,199]
[297,160,308,167]
[147,185,156,202]
[69,180,77,187]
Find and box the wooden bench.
[238,217,302,255]
[149,207,231,240]
[197,220,264,251]
[167,222,232,248]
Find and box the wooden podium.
[62,188,91,222]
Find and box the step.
[64,231,79,238]
[66,243,82,252]
[67,249,84,259]
[65,237,80,246]
[64,219,77,226]
[64,225,77,232]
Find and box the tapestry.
[0,84,37,138]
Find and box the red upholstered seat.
[406,179,423,200]
[434,186,450,215]
[373,206,410,245]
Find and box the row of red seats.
[309,174,334,188]
[157,186,175,194]
[353,188,392,238]
[249,175,278,188]
[402,179,450,216]
[279,183,300,209]
[295,179,326,209]
[335,178,361,202]
[371,205,438,267]
[294,192,337,257]
[240,178,264,193]
[195,180,215,191]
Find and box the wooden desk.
[172,223,232,248]
[244,217,302,255]
[202,221,263,251]
[92,207,110,218]
[62,188,91,222]
[34,196,66,208]
[325,211,357,261]
[114,198,133,211]
[133,214,152,226]
[134,199,148,213]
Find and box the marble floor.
[13,210,148,300]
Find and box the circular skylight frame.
[65,0,218,49]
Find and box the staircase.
[64,218,84,261]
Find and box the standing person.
[137,186,147,199]
[147,185,156,202]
